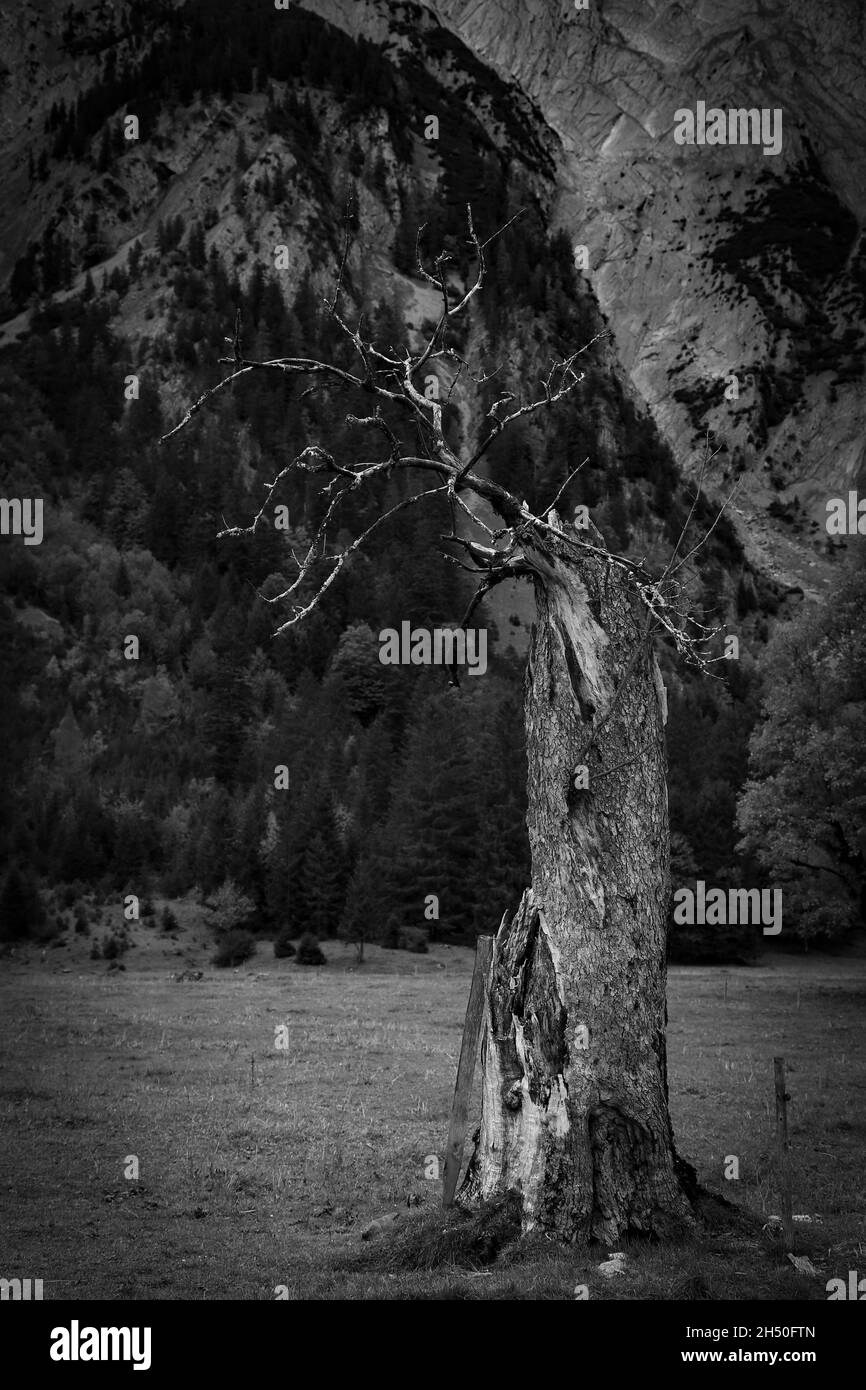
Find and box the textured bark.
[460,520,694,1243]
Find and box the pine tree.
[97,126,111,173]
[52,706,87,772]
[187,221,206,270]
[105,469,149,546]
[323,622,388,725]
[376,690,478,939]
[339,839,384,960]
[299,829,346,938]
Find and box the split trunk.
[461,518,694,1242]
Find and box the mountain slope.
[301,0,866,597]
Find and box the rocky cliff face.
[302,0,866,597]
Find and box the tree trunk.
[460,519,695,1243]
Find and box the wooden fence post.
[442,936,493,1209]
[774,1056,794,1250]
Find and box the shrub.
[206,880,255,935]
[399,927,429,954]
[212,928,257,968]
[273,927,296,959]
[101,933,128,960]
[381,919,428,953]
[161,906,179,933]
[295,932,327,966]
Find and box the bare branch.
[456,330,607,485]
[268,484,448,634]
[667,472,743,579]
[544,457,589,518]
[160,213,729,674]
[445,551,534,687]
[657,430,721,593]
[158,356,364,444]
[327,191,356,316]
[449,206,526,318]
[344,408,402,467]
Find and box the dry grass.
[0,907,864,1300]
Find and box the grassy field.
[1,904,864,1301]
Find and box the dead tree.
[163,210,729,1243]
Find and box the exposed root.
[355,1192,524,1271]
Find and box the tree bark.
[460,519,695,1243]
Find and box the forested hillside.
[1,0,861,959]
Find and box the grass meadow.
[1,902,864,1300]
